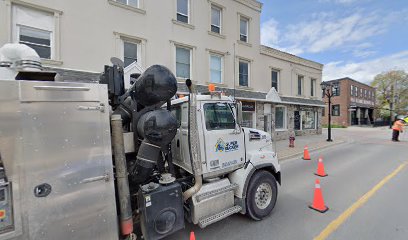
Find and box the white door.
[201,102,245,173]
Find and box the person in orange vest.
[392,116,406,142]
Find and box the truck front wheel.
[246,170,278,220]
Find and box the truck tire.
[246,170,278,220]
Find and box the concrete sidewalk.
[276,131,346,160]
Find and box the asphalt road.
[167,127,408,240]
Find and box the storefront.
[237,89,325,140]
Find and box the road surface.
[168,127,408,240]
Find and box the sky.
[259,0,408,84]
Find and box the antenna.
[233,43,236,101]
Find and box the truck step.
[198,205,242,228]
[195,183,238,202]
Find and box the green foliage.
[371,70,408,118]
[322,124,347,128]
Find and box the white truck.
[0,43,281,240]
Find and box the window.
[332,84,340,96]
[275,106,286,130]
[322,108,325,117]
[211,5,221,34]
[350,85,354,96]
[116,0,138,8]
[210,54,222,83]
[302,111,316,130]
[123,41,138,67]
[271,70,279,92]
[239,17,248,42]
[242,112,254,128]
[311,78,316,96]
[204,103,235,130]
[177,0,189,23]
[19,26,51,59]
[171,105,182,126]
[332,105,340,116]
[12,5,56,60]
[239,60,249,87]
[176,46,191,79]
[297,75,304,95]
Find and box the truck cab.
[170,91,281,224]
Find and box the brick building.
[322,77,376,127]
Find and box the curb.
[278,140,347,162]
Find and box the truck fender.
[229,158,281,199]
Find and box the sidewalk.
[276,132,346,161]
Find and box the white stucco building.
[0,0,325,139]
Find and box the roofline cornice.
[233,0,262,12]
[260,45,323,71]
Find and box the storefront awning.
[280,96,326,107]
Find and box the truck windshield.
[204,103,235,130]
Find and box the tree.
[371,70,408,119]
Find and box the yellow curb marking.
[314,161,408,240]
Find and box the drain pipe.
[111,114,133,236]
[182,79,202,202]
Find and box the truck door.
[201,102,245,175]
[18,81,118,240]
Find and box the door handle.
[80,173,110,184]
[34,86,90,91]
[77,103,105,112]
[34,183,52,198]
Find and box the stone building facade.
[0,0,324,139]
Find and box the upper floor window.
[204,103,235,130]
[271,70,279,92]
[19,26,51,59]
[116,0,138,8]
[311,78,316,96]
[350,85,354,96]
[12,5,55,59]
[123,41,138,67]
[332,84,340,96]
[211,5,221,34]
[176,46,191,79]
[239,60,249,87]
[210,54,222,83]
[360,88,363,98]
[332,105,340,116]
[177,0,189,23]
[239,17,249,42]
[297,75,304,95]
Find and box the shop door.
[294,111,301,130]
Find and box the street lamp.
[386,94,399,128]
[321,82,336,142]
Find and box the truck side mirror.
[236,101,243,126]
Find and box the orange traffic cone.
[302,145,311,160]
[190,231,196,240]
[309,179,329,213]
[315,157,328,177]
